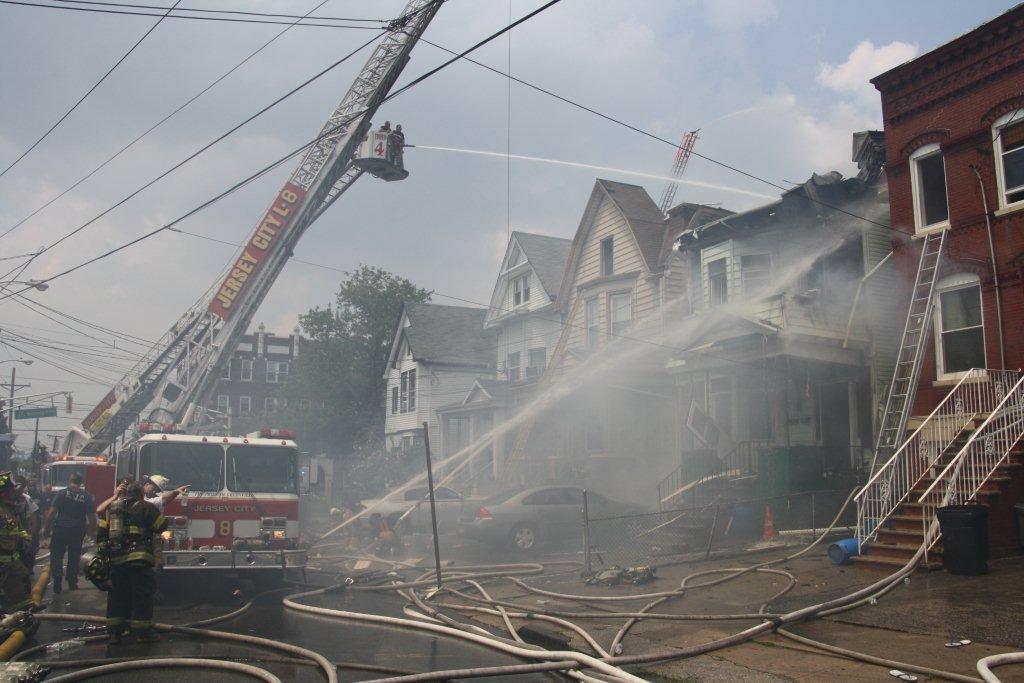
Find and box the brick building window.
[216,395,229,414]
[910,143,949,232]
[221,360,231,380]
[240,358,253,382]
[993,110,1024,209]
[266,361,289,384]
[238,396,252,415]
[934,274,986,379]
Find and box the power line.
[0,1,432,246]
[0,0,386,29]
[0,28,387,286]
[0,0,181,180]
[52,0,386,23]
[1,0,562,300]
[416,38,902,235]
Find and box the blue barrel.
[828,538,860,565]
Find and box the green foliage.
[288,265,430,462]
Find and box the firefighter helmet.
[0,472,14,491]
[85,554,112,592]
[144,474,170,492]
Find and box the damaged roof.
[401,302,493,368]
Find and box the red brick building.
[861,5,1024,563]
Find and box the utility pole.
[0,365,31,470]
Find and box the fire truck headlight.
[273,530,286,540]
[161,531,172,541]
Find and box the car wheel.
[509,523,539,552]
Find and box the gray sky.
[0,0,1014,441]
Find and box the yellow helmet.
[144,474,170,492]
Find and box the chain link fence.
[583,488,856,571]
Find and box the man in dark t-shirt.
[43,474,97,593]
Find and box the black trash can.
[1015,504,1024,551]
[937,505,989,576]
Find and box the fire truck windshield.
[139,442,223,492]
[227,445,296,494]
[48,464,87,488]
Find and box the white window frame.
[240,358,253,382]
[507,351,521,382]
[264,397,279,414]
[707,257,728,307]
[266,360,289,384]
[609,291,632,337]
[512,274,530,307]
[299,398,312,411]
[238,395,252,415]
[933,273,986,380]
[215,394,229,414]
[585,298,600,349]
[909,143,950,234]
[992,109,1024,210]
[526,347,546,378]
[221,360,231,380]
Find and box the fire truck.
[115,424,304,575]
[41,455,115,502]
[54,0,441,580]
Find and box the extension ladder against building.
[871,230,947,473]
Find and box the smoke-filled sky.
[0,0,1013,441]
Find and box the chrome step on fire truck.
[117,424,305,576]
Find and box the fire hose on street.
[12,485,1020,683]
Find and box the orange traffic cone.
[762,504,777,541]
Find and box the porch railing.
[657,441,764,511]
[855,368,1018,551]
[917,372,1024,562]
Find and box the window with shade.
[994,111,1024,209]
[512,274,530,307]
[609,291,632,336]
[526,348,546,378]
[935,275,986,378]
[910,144,949,231]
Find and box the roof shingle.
[403,302,493,367]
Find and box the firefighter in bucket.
[96,481,167,643]
[0,472,35,616]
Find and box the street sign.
[14,406,57,420]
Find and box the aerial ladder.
[63,0,442,456]
[657,130,699,215]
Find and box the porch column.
[492,409,506,480]
[847,380,861,469]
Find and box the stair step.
[850,555,943,571]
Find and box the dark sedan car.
[457,485,644,552]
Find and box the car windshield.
[139,442,223,492]
[48,464,86,488]
[228,445,297,494]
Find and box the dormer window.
[513,274,530,307]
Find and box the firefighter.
[389,124,405,167]
[97,481,167,643]
[43,473,96,593]
[0,472,34,614]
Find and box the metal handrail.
[917,372,1024,560]
[657,441,766,510]
[854,368,1018,551]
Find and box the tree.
[289,265,430,464]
